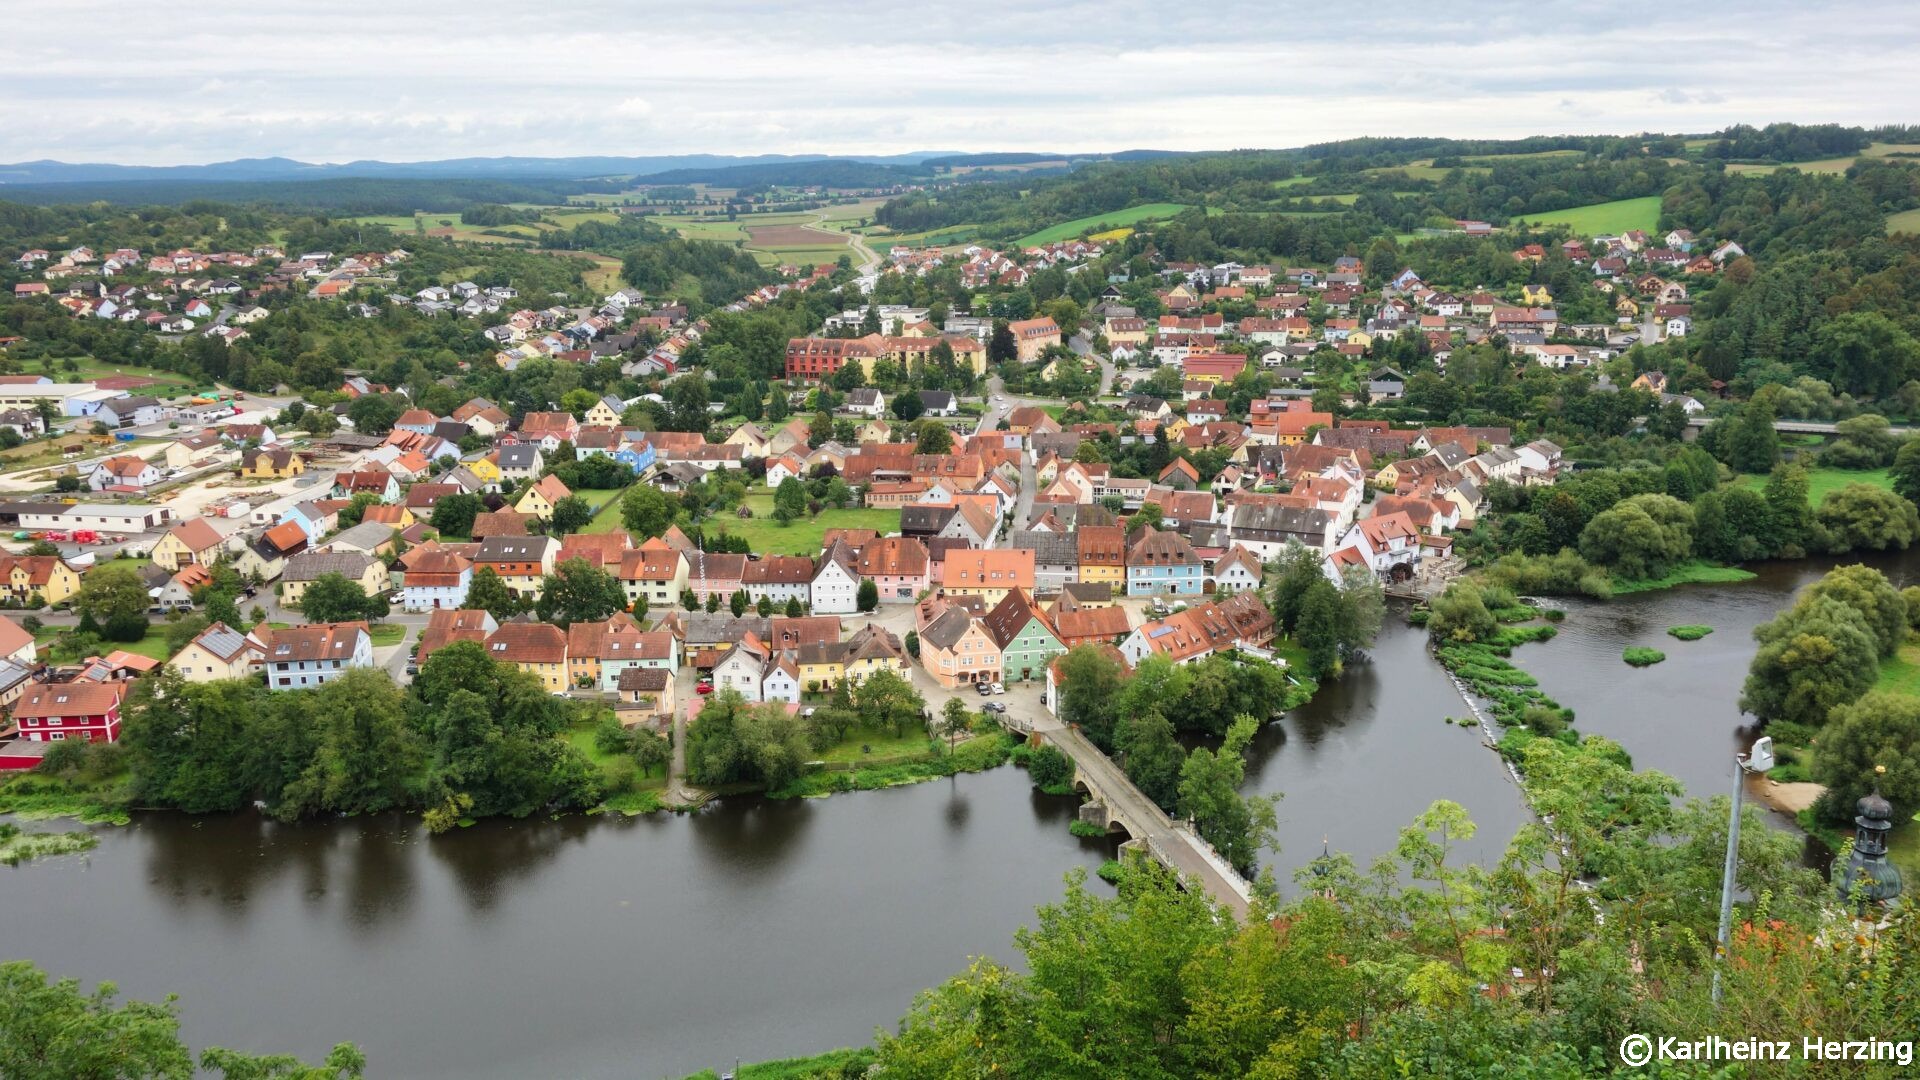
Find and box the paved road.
[1684,416,1913,436]
[1044,722,1255,923]
[664,664,705,805]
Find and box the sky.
[6,0,1918,165]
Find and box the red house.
[9,680,127,745]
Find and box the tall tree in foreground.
[0,960,365,1080]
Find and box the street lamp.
[1712,735,1773,1007]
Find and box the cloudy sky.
[7,1,1918,165]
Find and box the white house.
[765,454,805,488]
[1208,545,1264,594]
[809,543,861,615]
[845,388,886,418]
[762,656,802,704]
[261,622,373,690]
[712,635,771,703]
[399,550,472,612]
[1328,512,1421,580]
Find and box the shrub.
[1025,744,1074,794]
[1623,647,1667,667]
[1068,819,1105,839]
[1667,625,1714,640]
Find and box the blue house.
[1126,528,1204,597]
[277,500,333,544]
[615,438,657,475]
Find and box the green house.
[983,587,1066,682]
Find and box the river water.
[4,771,1109,1079]
[8,552,1904,1076]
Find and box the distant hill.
[0,151,968,187]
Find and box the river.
[1241,615,1531,880]
[3,770,1110,1079]
[1523,550,1920,799]
[7,553,1901,1076]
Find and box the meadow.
[1520,196,1663,236]
[1015,203,1192,246]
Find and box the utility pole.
[1712,736,1773,1006]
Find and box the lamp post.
[1712,735,1774,1007]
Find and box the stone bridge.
[1042,722,1255,922]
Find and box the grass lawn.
[12,355,195,389]
[1016,203,1192,246]
[111,627,176,662]
[1521,196,1663,236]
[1877,642,1920,698]
[1609,560,1758,595]
[704,491,900,556]
[369,623,406,647]
[815,726,942,765]
[1737,466,1892,505]
[1888,208,1920,236]
[581,488,631,534]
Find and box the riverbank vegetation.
[0,822,97,866]
[1622,646,1667,666]
[1667,624,1714,640]
[677,1048,875,1080]
[1044,646,1295,875]
[686,674,1012,799]
[0,960,365,1078]
[0,646,642,831]
[1736,564,1920,826]
[855,775,1872,1078]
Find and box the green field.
[1016,203,1192,246]
[1459,149,1584,165]
[1521,196,1663,236]
[1724,141,1920,177]
[1888,208,1920,236]
[581,487,633,534]
[1876,642,1920,699]
[1737,466,1892,505]
[346,211,557,244]
[1363,160,1490,183]
[704,492,901,555]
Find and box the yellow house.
[1372,460,1409,491]
[1346,331,1373,350]
[1615,296,1640,318]
[485,623,568,691]
[466,455,503,487]
[281,552,388,607]
[1160,416,1191,441]
[514,474,572,519]
[0,555,82,606]
[242,448,304,479]
[169,621,262,682]
[584,397,623,427]
[1439,486,1479,528]
[1520,284,1553,305]
[151,519,227,573]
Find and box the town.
[4,115,1920,1080]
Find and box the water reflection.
[1245,616,1528,882]
[1523,550,1920,798]
[7,768,1109,1080]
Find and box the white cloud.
[2,0,1916,164]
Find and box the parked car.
[982,701,1007,714]
[696,680,715,695]
[990,682,1006,695]
[974,681,992,695]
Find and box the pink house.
[856,536,929,603]
[686,551,747,603]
